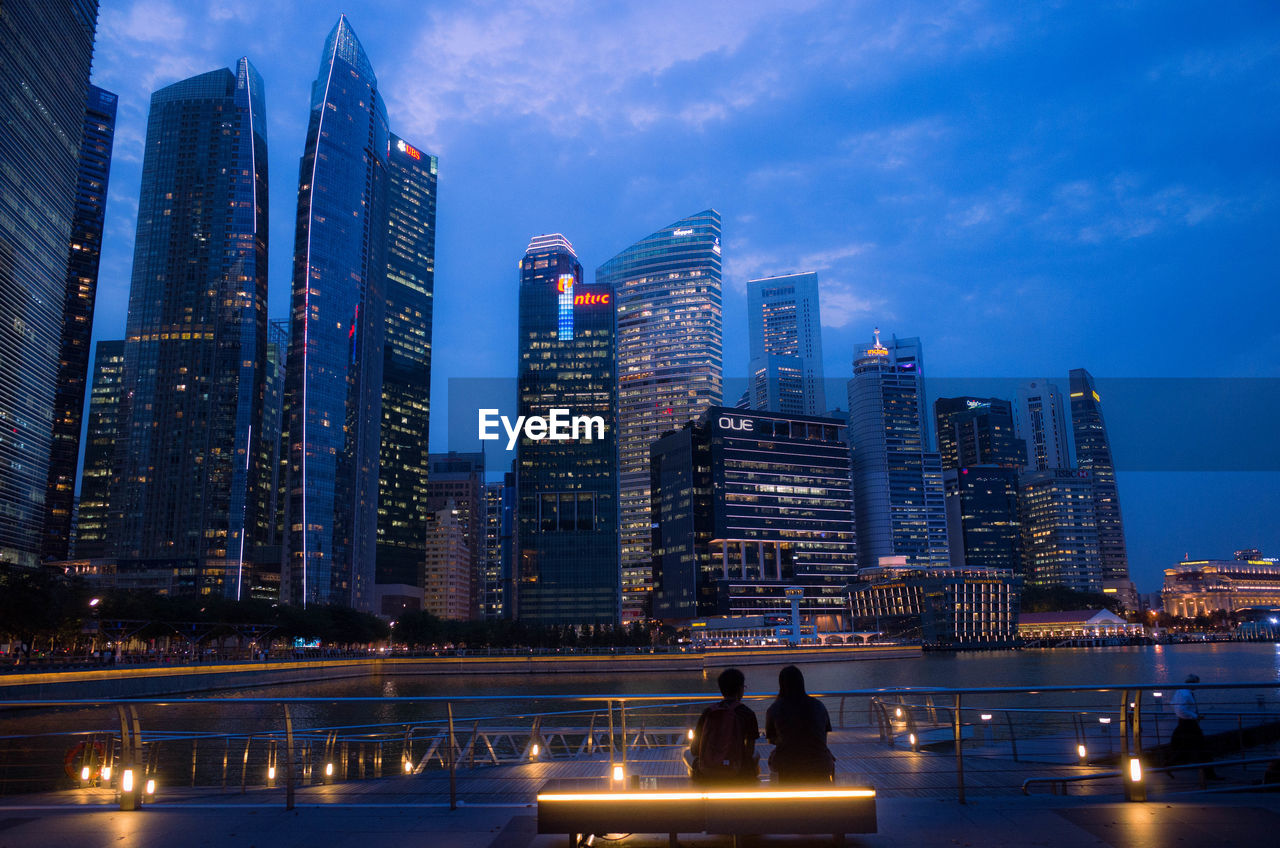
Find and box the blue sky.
[87,1,1279,592]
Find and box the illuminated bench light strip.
[538,789,876,802]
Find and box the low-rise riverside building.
[1161,551,1280,616]
[1017,609,1142,642]
[847,562,1019,648]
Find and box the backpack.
[694,702,751,779]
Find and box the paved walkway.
[1,793,1279,848]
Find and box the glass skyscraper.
[112,59,269,600]
[1069,368,1129,582]
[933,397,1025,470]
[847,332,948,569]
[516,234,618,625]
[41,84,117,562]
[283,17,390,610]
[0,0,99,568]
[1016,379,1072,471]
[375,134,437,605]
[1019,469,1102,593]
[73,339,124,559]
[746,272,826,416]
[597,210,722,621]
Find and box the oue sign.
[718,416,754,432]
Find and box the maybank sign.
[479,408,606,450]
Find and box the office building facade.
[376,134,437,604]
[0,0,99,568]
[650,407,856,627]
[424,452,485,619]
[41,84,117,562]
[943,466,1022,572]
[481,480,509,620]
[934,397,1025,470]
[846,332,948,569]
[848,564,1019,648]
[1019,469,1102,593]
[283,17,389,610]
[1016,380,1072,471]
[72,340,125,559]
[1069,369,1129,582]
[516,234,618,625]
[111,59,269,601]
[599,210,722,621]
[746,272,826,416]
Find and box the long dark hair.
[777,665,806,700]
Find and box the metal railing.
[2,681,1278,809]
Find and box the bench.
[537,777,877,847]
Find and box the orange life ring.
[63,739,107,779]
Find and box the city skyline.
[63,0,1280,593]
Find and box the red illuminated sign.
[557,274,574,293]
[574,292,610,306]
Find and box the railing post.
[620,700,628,771]
[284,705,295,811]
[607,699,616,775]
[447,702,457,811]
[1005,711,1018,762]
[953,693,965,805]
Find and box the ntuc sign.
[718,415,754,432]
[574,292,610,306]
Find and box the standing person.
[689,668,760,785]
[1171,674,1219,778]
[766,665,835,784]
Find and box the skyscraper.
[1019,469,1102,593]
[598,210,722,621]
[249,319,289,599]
[746,272,826,416]
[283,17,389,610]
[933,397,1025,470]
[41,84,117,562]
[847,331,948,569]
[1016,380,1072,471]
[375,134,437,607]
[516,234,618,625]
[424,452,485,619]
[111,59,268,600]
[73,340,124,559]
[943,466,1022,573]
[0,0,99,568]
[1069,368,1129,582]
[481,480,507,620]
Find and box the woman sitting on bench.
[765,665,835,784]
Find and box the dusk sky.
[86,0,1278,592]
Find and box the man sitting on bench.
[689,668,760,785]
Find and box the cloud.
[820,280,883,328]
[1037,176,1228,244]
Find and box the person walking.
[689,668,760,785]
[765,665,835,784]
[1170,674,1219,778]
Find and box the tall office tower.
[375,134,437,607]
[249,319,289,599]
[41,85,117,562]
[110,59,268,599]
[517,234,618,625]
[72,340,124,559]
[746,272,826,416]
[422,505,472,621]
[847,331,948,569]
[598,210,722,621]
[424,452,484,619]
[283,17,389,610]
[481,481,507,619]
[1019,469,1102,593]
[1016,380,1071,471]
[943,467,1022,572]
[933,397,1025,470]
[651,408,856,626]
[0,0,99,568]
[1069,368,1129,582]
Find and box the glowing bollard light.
[1099,717,1112,725]
[686,729,694,741]
[119,767,138,811]
[1126,757,1147,802]
[531,743,540,759]
[121,769,134,793]
[267,766,276,781]
[325,762,334,778]
[81,765,91,782]
[101,765,111,782]
[894,708,903,719]
[1077,744,1088,763]
[612,764,625,784]
[403,760,413,774]
[907,733,917,751]
[145,778,156,797]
